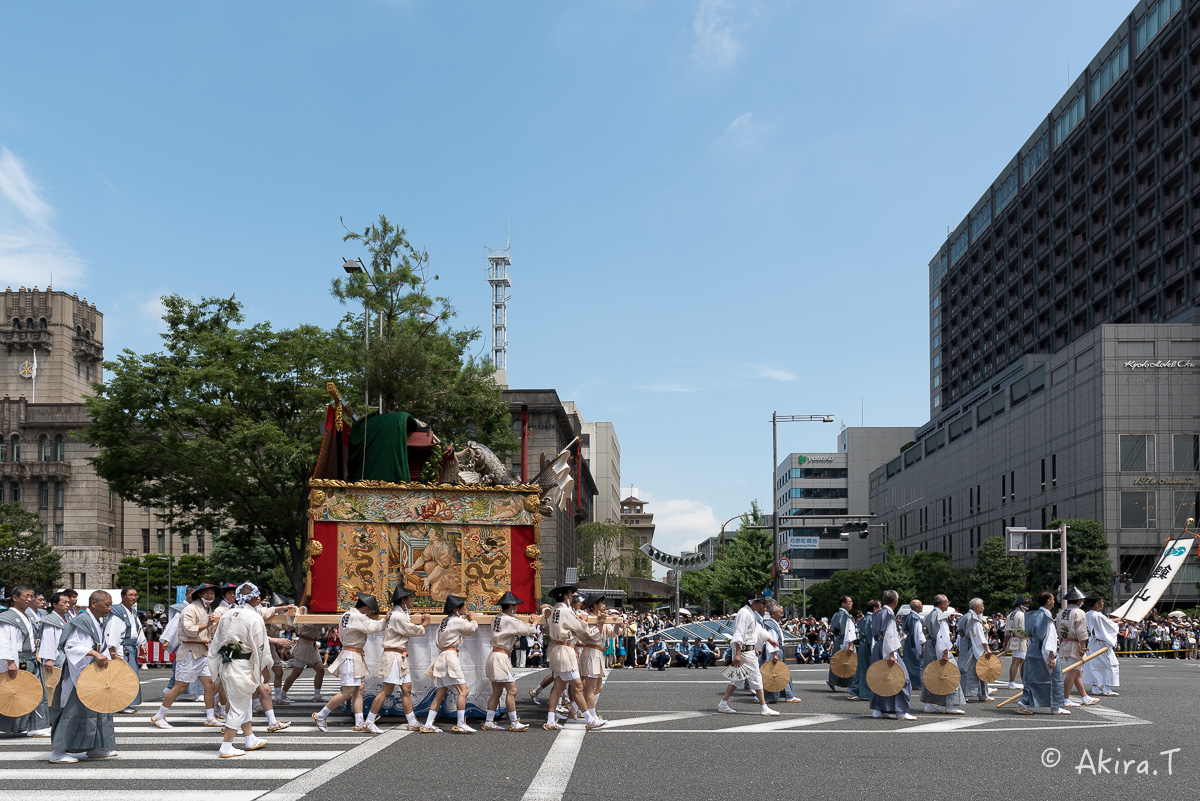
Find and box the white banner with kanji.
[1112,536,1199,622]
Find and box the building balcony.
[73,337,102,362]
[0,461,71,481]
[0,330,52,350]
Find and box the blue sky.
[1,0,1136,559]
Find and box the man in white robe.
[1082,594,1120,697]
[956,598,994,702]
[104,588,144,713]
[716,592,779,716]
[48,590,117,763]
[38,591,70,668]
[1002,597,1029,690]
[208,583,273,758]
[1,585,51,736]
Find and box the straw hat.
[76,658,140,714]
[974,652,1003,683]
[43,665,61,694]
[0,670,43,718]
[760,659,792,693]
[866,660,906,697]
[922,660,960,696]
[830,649,858,678]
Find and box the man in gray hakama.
[827,595,854,692]
[0,585,51,737]
[901,600,924,691]
[1017,591,1068,715]
[956,598,994,702]
[48,590,118,763]
[920,595,965,714]
[846,600,878,701]
[869,590,915,720]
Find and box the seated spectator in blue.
[796,640,814,664]
[704,637,719,667]
[689,638,712,669]
[647,636,670,671]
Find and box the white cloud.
[718,111,766,153]
[692,0,741,70]
[751,363,798,382]
[638,382,697,393]
[0,147,85,289]
[139,294,169,333]
[643,497,722,571]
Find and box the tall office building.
[871,0,1200,607]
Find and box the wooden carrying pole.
[995,647,1110,708]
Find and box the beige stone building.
[617,494,655,578]
[0,287,198,591]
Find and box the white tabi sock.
[1092,687,1102,694]
[154,705,168,720]
[456,710,466,726]
[316,708,330,721]
[425,709,437,727]
[405,712,418,726]
[354,713,365,727]
[205,708,216,722]
[367,712,378,725]
[760,705,771,714]
[265,710,278,726]
[547,709,556,725]
[583,709,595,724]
[245,734,263,749]
[508,711,519,722]
[485,710,496,723]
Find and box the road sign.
[778,557,790,572]
[788,535,819,549]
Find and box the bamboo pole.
[995,647,1110,708]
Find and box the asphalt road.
[2,657,1195,800]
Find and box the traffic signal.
[839,521,871,539]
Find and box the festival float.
[281,384,570,717]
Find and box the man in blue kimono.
[957,598,994,702]
[921,595,965,714]
[827,595,854,693]
[869,590,916,720]
[48,590,118,763]
[901,600,925,691]
[0,585,51,737]
[847,600,879,701]
[1017,591,1068,715]
[106,588,143,713]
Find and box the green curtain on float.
[348,412,415,482]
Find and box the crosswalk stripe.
[0,736,370,746]
[0,767,309,779]
[16,793,267,801]
[896,718,991,733]
[599,712,711,729]
[715,713,849,732]
[0,749,346,761]
[105,725,356,733]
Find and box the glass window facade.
[1091,42,1129,106]
[950,232,968,265]
[1121,491,1156,528]
[1053,93,1086,149]
[970,201,992,242]
[995,172,1018,213]
[788,487,848,500]
[788,467,848,479]
[1174,490,1198,528]
[1173,434,1198,472]
[1136,0,1181,54]
[1021,135,1049,183]
[1120,434,1155,471]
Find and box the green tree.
[856,540,918,606]
[1031,519,1114,602]
[81,295,355,599]
[0,504,59,592]
[114,554,214,608]
[331,215,517,461]
[576,520,638,592]
[806,568,866,620]
[912,550,970,610]
[969,536,1029,613]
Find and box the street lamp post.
[156,556,173,607]
[138,566,150,605]
[771,412,835,599]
